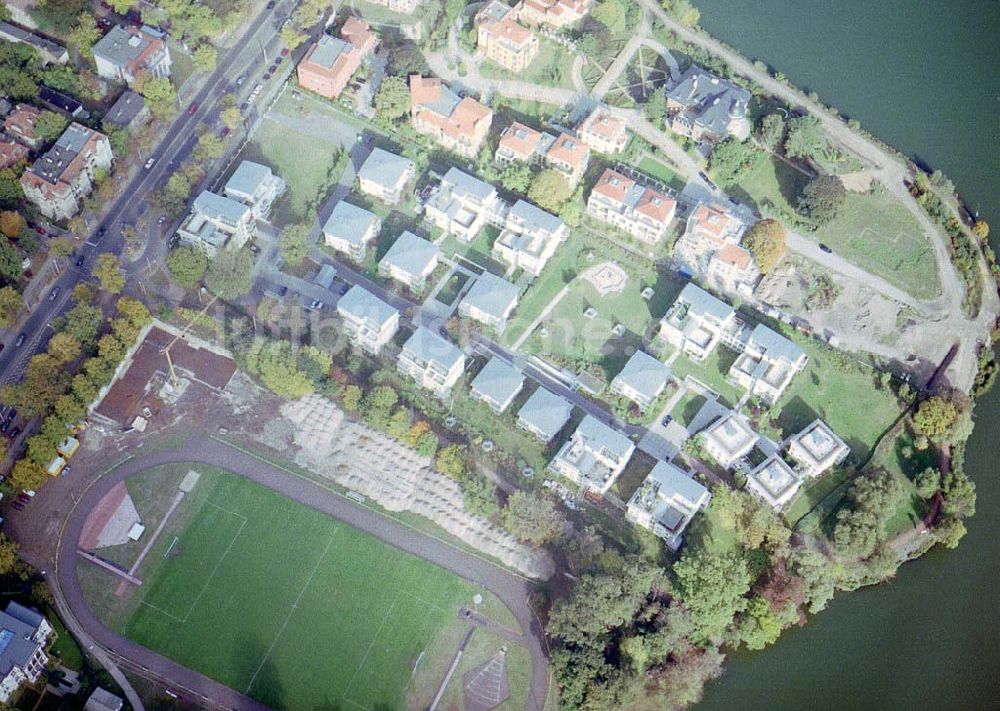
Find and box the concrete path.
[510,282,572,350]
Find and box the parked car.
[338,283,348,295]
[97,227,106,238]
[263,72,271,81]
[818,243,833,254]
[277,285,288,297]
[61,465,71,477]
[33,225,45,236]
[661,415,673,427]
[11,501,23,512]
[236,75,246,86]
[144,157,156,169]
[48,286,60,301]
[239,102,249,111]
[1,421,9,434]
[281,48,289,57]
[8,427,20,439]
[266,0,275,7]
[188,101,198,114]
[75,254,85,267]
[157,215,167,225]
[220,127,231,137]
[14,334,25,347]
[16,494,29,505]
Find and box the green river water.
[685,2,1000,709]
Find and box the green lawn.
[82,467,508,710]
[636,156,687,192]
[479,40,575,90]
[45,611,84,672]
[727,153,811,221]
[669,347,743,408]
[670,390,708,427]
[440,227,507,275]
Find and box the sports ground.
[81,467,494,710]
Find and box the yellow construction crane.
[162,295,218,387]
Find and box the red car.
[220,127,231,137]
[188,101,198,115]
[281,48,289,57]
[16,494,29,504]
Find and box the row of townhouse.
[495,121,590,187]
[296,17,378,101]
[586,167,677,244]
[176,161,285,255]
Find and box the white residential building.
[702,411,757,469]
[469,357,525,413]
[323,201,381,262]
[610,350,673,410]
[0,603,52,704]
[357,147,415,205]
[378,231,440,290]
[786,419,849,478]
[176,190,255,255]
[398,327,466,396]
[493,199,568,276]
[223,161,286,220]
[424,167,504,242]
[577,107,628,154]
[745,455,802,511]
[659,283,740,362]
[458,272,519,332]
[517,387,572,443]
[549,414,635,493]
[674,201,753,296]
[92,25,171,86]
[586,168,676,244]
[336,285,399,354]
[626,460,711,549]
[729,324,808,404]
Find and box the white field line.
[342,593,401,706]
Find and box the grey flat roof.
[309,34,351,69]
[358,147,414,189]
[508,199,564,236]
[461,273,518,321]
[517,387,571,440]
[648,460,708,506]
[103,89,145,127]
[678,282,733,322]
[748,323,805,364]
[92,25,155,67]
[442,166,497,201]
[575,414,633,460]
[380,230,439,277]
[403,327,464,370]
[193,190,251,223]
[612,350,672,400]
[470,357,524,406]
[224,160,272,199]
[338,284,397,327]
[323,200,379,245]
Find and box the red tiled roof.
[592,167,634,203]
[546,132,588,168]
[716,243,752,269]
[499,121,542,159]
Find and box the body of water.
[687,1,1000,709]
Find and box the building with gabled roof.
[103,89,148,130]
[666,65,751,142]
[516,0,593,29]
[659,283,740,362]
[0,138,28,171]
[398,327,466,396]
[517,387,572,442]
[674,200,751,294]
[702,411,757,469]
[729,323,808,404]
[0,21,68,64]
[476,1,539,73]
[745,454,802,510]
[626,460,710,549]
[470,357,525,413]
[177,190,255,255]
[20,122,113,221]
[549,414,635,493]
[707,242,758,298]
[577,107,628,154]
[410,75,493,158]
[610,350,673,410]
[378,230,440,290]
[493,199,568,275]
[424,167,504,242]
[786,419,849,478]
[337,285,399,354]
[458,272,519,332]
[495,122,589,187]
[0,602,52,704]
[92,25,171,86]
[587,168,676,244]
[357,147,415,205]
[223,160,286,219]
[297,17,378,100]
[3,103,41,149]
[323,201,381,262]
[544,132,590,186]
[84,687,124,711]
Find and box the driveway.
[50,437,550,711]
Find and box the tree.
[661,0,700,27]
[797,174,846,225]
[47,332,81,364]
[92,252,125,293]
[932,517,966,549]
[192,43,217,72]
[32,0,88,34]
[0,286,21,326]
[527,169,572,213]
[50,236,73,258]
[941,467,976,518]
[0,211,24,239]
[971,220,989,240]
[738,595,793,650]
[784,115,828,160]
[279,24,307,50]
[54,393,85,424]
[374,76,410,126]
[674,550,752,641]
[591,0,625,32]
[134,72,177,117]
[498,162,533,193]
[787,546,835,613]
[709,138,762,186]
[163,172,192,211]
[644,89,667,127]
[5,353,70,416]
[205,248,255,300]
[742,218,787,273]
[502,491,566,545]
[832,467,903,558]
[10,459,49,492]
[435,444,466,480]
[71,374,98,405]
[61,303,103,347]
[35,110,68,145]
[0,171,24,210]
[67,15,101,58]
[341,384,363,412]
[0,535,19,577]
[757,113,785,151]
[461,473,498,518]
[244,340,314,398]
[914,467,941,499]
[912,395,959,440]
[221,106,242,131]
[278,223,312,266]
[194,131,224,161]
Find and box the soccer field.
[109,469,485,710]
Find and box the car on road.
[239,101,249,111]
[48,286,60,301]
[33,224,45,236]
[220,127,230,137]
[282,18,292,28]
[157,215,168,225]
[281,48,289,56]
[97,227,106,238]
[61,465,71,477]
[277,285,288,297]
[16,494,29,504]
[308,299,325,310]
[75,254,85,267]
[11,501,23,512]
[6,409,16,423]
[144,157,156,169]
[14,334,25,347]
[188,101,198,114]
[0,343,3,353]
[661,415,673,427]
[0,421,8,434]
[818,243,833,254]
[338,283,348,295]
[266,0,275,7]
[263,72,271,81]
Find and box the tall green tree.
[674,550,752,642]
[92,252,125,293]
[797,174,846,225]
[205,248,255,300]
[501,491,566,545]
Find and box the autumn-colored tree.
[972,220,990,240]
[10,459,48,492]
[528,169,573,213]
[92,252,126,293]
[0,211,24,239]
[912,395,959,441]
[47,332,82,365]
[742,219,787,273]
[0,286,22,327]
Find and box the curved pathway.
[54,437,549,711]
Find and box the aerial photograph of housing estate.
[0,0,994,709]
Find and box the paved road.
[54,437,550,711]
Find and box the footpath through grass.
[83,467,516,710]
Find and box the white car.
[144,157,156,169]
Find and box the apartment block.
[336,285,399,354]
[20,123,113,221]
[398,327,466,396]
[410,75,493,158]
[586,168,676,244]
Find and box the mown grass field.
[84,468,498,710]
